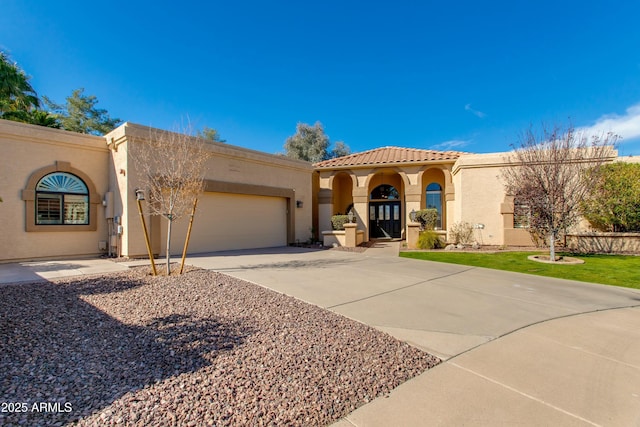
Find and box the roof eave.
[314,158,460,170]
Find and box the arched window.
[35,172,89,225]
[370,184,399,200]
[426,183,442,229]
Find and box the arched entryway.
[368,171,403,239]
[331,172,354,215]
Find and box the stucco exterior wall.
[317,163,456,242]
[452,152,529,246]
[0,120,109,261]
[105,123,314,257]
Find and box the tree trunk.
[549,233,556,262]
[179,198,198,275]
[166,218,172,275]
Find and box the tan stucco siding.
[0,120,109,261]
[105,123,314,257]
[452,153,510,245]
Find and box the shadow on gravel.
[0,278,252,426]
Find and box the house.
[0,119,313,262]
[314,146,542,247]
[1,118,635,262]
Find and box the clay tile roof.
[314,146,465,168]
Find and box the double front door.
[369,201,401,239]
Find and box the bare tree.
[501,124,618,261]
[131,126,211,274]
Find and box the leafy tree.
[501,124,618,261]
[0,51,39,116]
[581,162,640,232]
[1,109,61,128]
[197,126,226,143]
[44,88,121,135]
[26,110,61,128]
[331,140,350,158]
[284,121,350,162]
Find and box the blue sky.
[2,0,640,156]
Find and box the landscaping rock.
[0,268,440,426]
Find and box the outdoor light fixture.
[410,209,416,222]
[135,188,145,201]
[348,210,355,223]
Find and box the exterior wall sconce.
[134,187,156,276]
[296,200,303,208]
[410,209,416,222]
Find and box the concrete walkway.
[0,257,130,284]
[1,245,639,425]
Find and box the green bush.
[415,209,438,230]
[331,214,350,230]
[417,230,444,249]
[581,162,640,232]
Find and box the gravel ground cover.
[0,267,440,426]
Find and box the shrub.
[415,209,438,230]
[417,230,444,249]
[331,214,350,230]
[581,162,640,232]
[449,221,475,244]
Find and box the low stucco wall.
[322,229,364,247]
[322,230,346,247]
[566,233,640,254]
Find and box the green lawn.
[399,251,640,289]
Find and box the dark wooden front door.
[369,201,401,238]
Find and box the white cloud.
[578,103,640,142]
[432,139,471,151]
[464,104,486,119]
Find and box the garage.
[161,192,288,255]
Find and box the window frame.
[22,161,99,232]
[35,172,90,226]
[370,184,399,200]
[426,182,443,229]
[513,198,531,229]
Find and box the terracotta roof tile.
[314,146,465,168]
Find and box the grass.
[399,251,640,289]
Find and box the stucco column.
[343,223,358,247]
[407,222,421,249]
[352,190,369,242]
[404,189,422,243]
[317,188,333,233]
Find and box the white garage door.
[161,192,287,254]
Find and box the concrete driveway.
[2,245,638,425]
[189,243,640,426]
